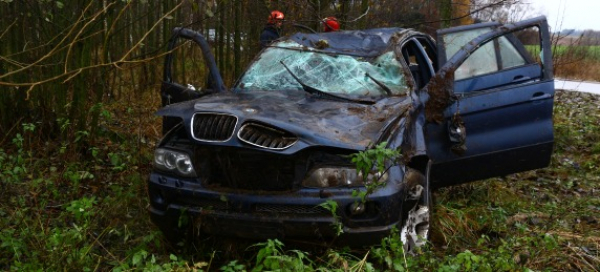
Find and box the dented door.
[425,16,555,187]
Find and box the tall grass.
[528,45,600,81]
[553,46,600,81]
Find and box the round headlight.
[176,156,194,174]
[153,148,197,177]
[154,149,166,165]
[164,152,178,169]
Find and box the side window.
[455,40,498,80]
[417,37,438,71]
[498,36,526,69]
[401,39,433,89]
[440,25,541,91]
[166,39,210,90]
[442,28,528,80]
[442,28,493,80]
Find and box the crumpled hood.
[157,90,412,151]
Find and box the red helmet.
[268,10,285,24]
[322,17,340,32]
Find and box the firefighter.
[322,16,340,32]
[260,10,285,48]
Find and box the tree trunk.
[438,0,452,27]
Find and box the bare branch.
[343,6,370,23]
[102,0,134,64]
[0,18,17,41]
[0,0,95,80]
[401,0,513,28]
[65,1,117,73]
[118,1,184,63]
[0,46,179,97]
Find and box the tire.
[399,160,432,254]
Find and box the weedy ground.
[0,90,598,271]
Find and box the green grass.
[526,44,600,60]
[1,90,599,271]
[552,45,600,58]
[525,44,600,80]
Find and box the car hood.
[156,90,412,152]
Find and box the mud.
[424,67,456,123]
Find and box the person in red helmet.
[322,16,340,32]
[260,10,285,48]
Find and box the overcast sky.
[526,0,600,30]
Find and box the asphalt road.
[555,79,600,95]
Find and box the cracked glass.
[235,41,410,96]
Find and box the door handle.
[512,75,531,82]
[530,92,552,101]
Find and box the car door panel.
[454,64,541,92]
[427,81,555,187]
[425,16,554,187]
[427,80,554,156]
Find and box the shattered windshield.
[234,41,410,97]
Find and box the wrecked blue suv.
[148,17,555,252]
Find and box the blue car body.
[148,16,555,246]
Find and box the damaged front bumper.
[147,168,409,246]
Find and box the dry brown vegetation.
[552,32,600,81]
[556,58,600,81]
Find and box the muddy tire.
[400,161,432,254]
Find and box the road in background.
[555,79,600,95]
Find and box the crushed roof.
[285,27,406,57]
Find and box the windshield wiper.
[365,73,392,96]
[279,60,374,104]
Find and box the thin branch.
[343,6,370,23]
[0,0,95,80]
[0,18,17,41]
[1,28,106,70]
[3,12,89,60]
[0,48,176,98]
[567,246,599,272]
[0,117,24,146]
[61,69,83,84]
[102,0,134,64]
[65,1,117,73]
[118,1,184,63]
[401,0,512,29]
[0,55,28,69]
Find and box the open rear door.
[425,16,555,187]
[161,28,225,134]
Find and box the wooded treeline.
[0,0,518,146]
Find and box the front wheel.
[400,161,432,254]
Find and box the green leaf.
[132,254,142,266]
